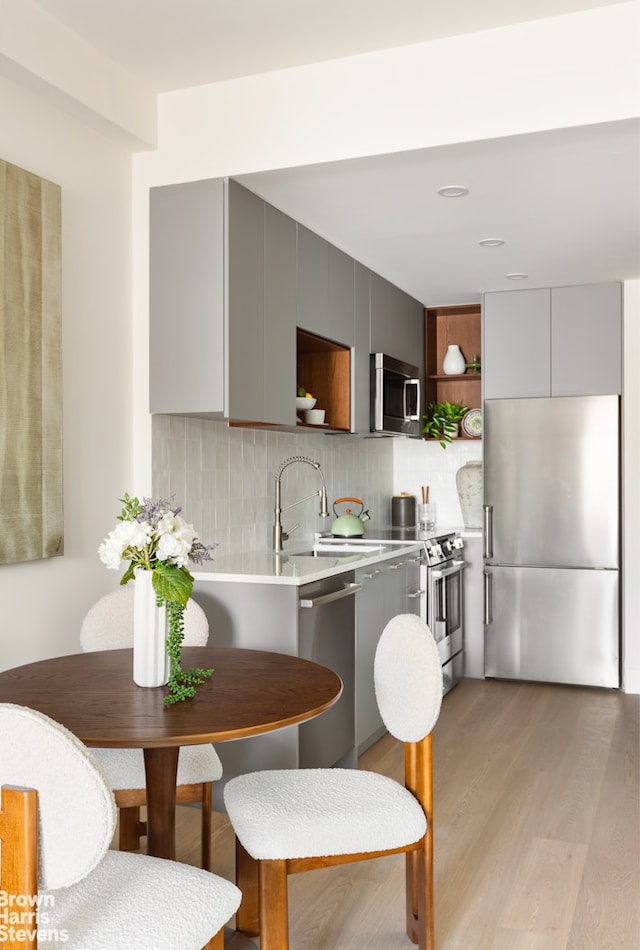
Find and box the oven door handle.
[430,559,466,580]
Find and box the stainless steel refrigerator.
[483,395,620,688]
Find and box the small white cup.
[305,408,326,425]
[419,503,436,530]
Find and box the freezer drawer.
[484,565,619,688]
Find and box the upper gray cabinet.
[551,283,621,396]
[150,178,296,425]
[228,182,297,425]
[370,271,424,375]
[354,262,371,434]
[483,283,622,399]
[483,289,551,399]
[296,225,355,345]
[150,177,226,416]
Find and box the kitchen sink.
[291,543,388,558]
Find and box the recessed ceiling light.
[505,272,528,280]
[437,185,469,197]
[479,238,505,247]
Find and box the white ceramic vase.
[442,344,466,375]
[456,460,483,529]
[133,570,170,687]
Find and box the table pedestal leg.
[143,746,179,860]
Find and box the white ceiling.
[32,0,640,305]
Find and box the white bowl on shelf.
[305,408,326,425]
[296,396,316,410]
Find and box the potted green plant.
[423,401,469,448]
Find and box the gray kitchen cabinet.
[296,225,329,337]
[150,177,296,424]
[551,282,622,395]
[261,201,297,422]
[354,562,385,753]
[483,283,622,399]
[354,262,371,433]
[297,226,355,346]
[150,177,226,415]
[407,295,425,374]
[482,288,551,399]
[370,270,424,374]
[328,244,355,345]
[355,552,422,753]
[370,271,405,357]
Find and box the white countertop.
[192,539,423,586]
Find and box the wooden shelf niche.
[424,304,481,412]
[297,329,351,431]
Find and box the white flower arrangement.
[99,494,216,704]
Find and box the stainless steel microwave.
[370,353,421,437]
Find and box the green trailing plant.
[423,401,469,449]
[99,493,217,706]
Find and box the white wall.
[0,73,134,671]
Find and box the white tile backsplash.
[393,437,483,530]
[152,417,482,552]
[152,417,395,555]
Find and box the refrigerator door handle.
[483,570,493,625]
[483,505,493,560]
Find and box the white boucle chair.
[224,613,443,950]
[80,583,223,869]
[0,703,240,950]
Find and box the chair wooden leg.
[202,928,224,949]
[259,859,289,950]
[406,850,420,945]
[0,785,39,947]
[200,782,212,871]
[406,842,434,950]
[118,805,145,852]
[235,840,260,936]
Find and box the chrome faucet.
[273,456,329,552]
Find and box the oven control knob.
[452,537,464,549]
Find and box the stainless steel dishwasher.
[297,571,361,769]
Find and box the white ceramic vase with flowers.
[98,494,216,704]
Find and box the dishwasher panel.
[298,573,359,768]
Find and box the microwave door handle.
[404,378,421,421]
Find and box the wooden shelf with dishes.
[424,303,482,441]
[296,328,351,432]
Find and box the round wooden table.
[0,646,342,859]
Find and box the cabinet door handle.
[408,589,425,599]
[388,562,405,570]
[363,569,383,579]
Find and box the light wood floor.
[168,677,639,949]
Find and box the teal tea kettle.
[331,497,371,538]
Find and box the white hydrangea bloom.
[156,531,191,566]
[98,520,153,569]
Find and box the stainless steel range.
[420,533,466,694]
